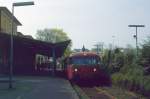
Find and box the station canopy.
[0,32,71,58]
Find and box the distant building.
[0,7,22,35]
[73,49,82,53]
[73,48,89,53]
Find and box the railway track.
[81,86,115,99]
[73,83,144,99]
[72,83,115,99]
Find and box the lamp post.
[9,1,34,89]
[128,25,145,58]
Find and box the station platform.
[0,76,79,99]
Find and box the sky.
[0,0,150,49]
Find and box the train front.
[67,52,102,81]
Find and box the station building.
[0,7,70,75]
[0,7,21,35]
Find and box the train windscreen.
[70,57,100,65]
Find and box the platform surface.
[0,76,79,99]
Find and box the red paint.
[66,52,102,80]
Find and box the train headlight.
[93,68,97,72]
[74,68,78,72]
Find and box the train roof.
[70,52,100,57]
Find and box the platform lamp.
[128,25,145,58]
[9,1,34,89]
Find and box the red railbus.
[65,52,103,81]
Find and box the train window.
[70,57,100,65]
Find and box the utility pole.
[94,44,99,54]
[94,42,104,55]
[112,36,115,50]
[128,25,145,58]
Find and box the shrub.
[111,73,124,86]
[112,63,144,91]
[143,76,150,91]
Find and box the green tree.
[124,44,136,64]
[141,36,150,74]
[36,28,72,56]
[103,45,136,73]
[141,36,150,63]
[36,28,70,43]
[111,48,125,73]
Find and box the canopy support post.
[52,47,56,76]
